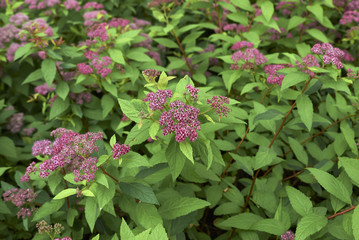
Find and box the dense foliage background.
[1,0,359,239]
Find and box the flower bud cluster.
[143,69,161,82]
[7,112,24,133]
[159,101,201,142]
[207,96,230,117]
[276,1,296,15]
[69,92,92,104]
[296,54,319,77]
[78,56,113,78]
[35,83,56,95]
[3,188,37,218]
[10,13,29,26]
[185,84,199,100]
[348,68,359,78]
[36,220,65,237]
[264,64,288,85]
[281,230,295,240]
[24,0,60,9]
[311,43,344,69]
[64,0,81,11]
[83,2,103,9]
[231,42,267,69]
[22,128,103,182]
[112,143,130,159]
[143,89,173,111]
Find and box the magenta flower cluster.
[9,13,29,26]
[281,230,295,240]
[69,92,92,104]
[24,0,60,10]
[3,188,37,219]
[35,83,56,95]
[78,55,113,78]
[311,43,344,69]
[159,100,201,142]
[207,96,230,117]
[143,69,161,82]
[185,84,199,100]
[231,41,267,70]
[296,54,320,77]
[22,128,103,182]
[112,143,130,159]
[143,89,173,111]
[7,112,24,133]
[264,64,288,85]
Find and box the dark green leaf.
[41,59,57,85]
[119,182,159,205]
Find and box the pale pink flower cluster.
[296,54,320,77]
[3,188,37,219]
[231,41,267,70]
[264,64,288,85]
[207,96,230,117]
[311,43,344,69]
[35,83,56,95]
[7,112,24,133]
[112,143,130,159]
[143,89,173,111]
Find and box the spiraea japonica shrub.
[1,0,359,239]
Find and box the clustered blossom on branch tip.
[310,43,344,69]
[2,188,37,219]
[143,89,173,111]
[143,69,161,82]
[207,96,230,117]
[281,230,295,240]
[230,41,267,70]
[112,143,130,159]
[264,64,291,85]
[185,84,199,100]
[296,54,320,77]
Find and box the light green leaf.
[340,121,358,155]
[179,141,194,163]
[0,167,11,177]
[219,213,263,229]
[149,122,160,140]
[135,203,163,229]
[22,69,42,85]
[101,95,115,118]
[306,29,329,43]
[120,218,135,240]
[153,38,178,48]
[149,224,168,240]
[288,137,308,165]
[41,59,57,85]
[230,0,253,11]
[307,4,323,24]
[85,197,100,232]
[56,81,69,100]
[14,43,33,61]
[82,189,95,197]
[296,94,313,131]
[0,137,17,158]
[254,146,277,170]
[158,196,210,220]
[110,134,116,148]
[281,72,309,91]
[166,139,186,180]
[295,213,328,240]
[49,97,70,120]
[339,157,359,187]
[251,219,286,235]
[53,188,77,199]
[118,98,140,123]
[353,206,359,240]
[261,1,274,22]
[32,199,65,221]
[91,234,100,240]
[253,109,283,125]
[108,49,125,65]
[287,16,306,31]
[308,168,352,204]
[286,186,313,216]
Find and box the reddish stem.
[214,0,223,33]
[242,168,260,213]
[100,166,120,183]
[328,205,357,220]
[171,29,194,77]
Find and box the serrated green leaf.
[119,182,159,205]
[41,59,57,85]
[120,218,135,240]
[288,137,308,165]
[286,186,313,216]
[56,81,69,100]
[295,213,328,240]
[49,97,70,120]
[251,219,286,235]
[0,167,11,177]
[14,43,33,61]
[281,72,309,91]
[253,109,283,125]
[296,94,313,131]
[149,122,160,139]
[339,157,359,187]
[307,4,323,24]
[166,138,186,180]
[108,49,125,64]
[308,168,352,204]
[254,146,277,170]
[340,121,358,155]
[85,197,100,232]
[82,189,95,197]
[158,196,210,220]
[261,1,274,22]
[153,38,178,48]
[287,16,306,31]
[149,224,168,240]
[230,0,253,11]
[53,188,77,199]
[179,141,194,163]
[118,98,141,123]
[135,203,163,229]
[22,69,43,85]
[32,199,65,221]
[219,213,263,229]
[306,29,329,43]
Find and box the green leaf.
[254,146,277,170]
[41,59,57,85]
[166,139,186,180]
[135,203,163,229]
[253,109,283,125]
[66,208,78,227]
[101,95,115,118]
[340,121,358,155]
[110,134,116,148]
[251,219,286,235]
[125,121,151,146]
[230,0,253,11]
[287,16,306,31]
[306,29,329,43]
[153,38,178,48]
[179,141,194,163]
[0,167,11,177]
[94,183,114,209]
[182,31,204,44]
[120,218,135,240]
[241,82,263,95]
[261,1,274,22]
[82,189,95,197]
[91,234,100,240]
[339,157,359,187]
[296,94,313,131]
[0,137,17,158]
[295,213,328,240]
[118,98,141,123]
[119,182,159,205]
[53,188,77,199]
[307,4,323,24]
[32,199,65,221]
[49,97,70,120]
[14,43,33,61]
[281,72,309,91]
[307,168,352,204]
[56,81,69,100]
[108,49,125,65]
[149,224,168,240]
[353,206,359,240]
[286,186,313,216]
[85,197,100,232]
[219,213,263,229]
[288,137,308,165]
[149,122,160,140]
[158,196,210,220]
[22,69,43,84]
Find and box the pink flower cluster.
[83,2,103,9]
[0,24,20,48]
[143,89,173,111]
[22,128,103,182]
[10,13,29,26]
[207,96,230,117]
[148,0,183,7]
[112,143,130,159]
[185,84,199,100]
[159,101,201,142]
[296,54,320,77]
[121,114,129,122]
[311,43,344,69]
[35,83,56,95]
[340,11,359,25]
[281,230,295,240]
[264,64,288,85]
[83,10,107,26]
[78,56,113,78]
[143,69,161,82]
[231,42,267,69]
[64,0,81,11]
[25,0,60,9]
[7,112,24,133]
[348,68,359,78]
[3,188,37,219]
[69,92,92,104]
[276,1,296,15]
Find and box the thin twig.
[328,205,357,220]
[100,166,120,183]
